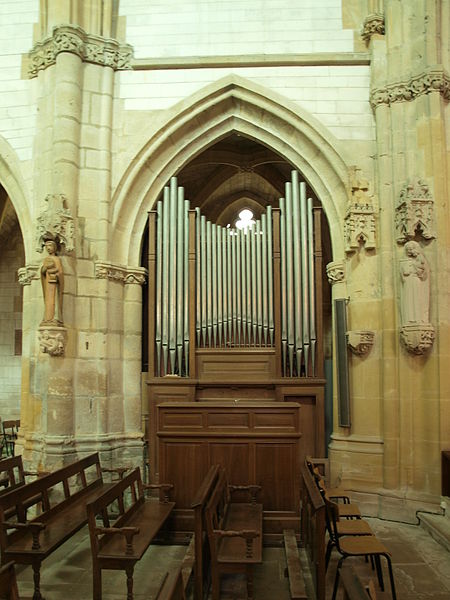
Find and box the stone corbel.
[395,179,436,244]
[361,13,385,43]
[346,330,375,356]
[326,261,345,285]
[95,261,147,285]
[18,264,40,286]
[344,168,377,254]
[38,325,67,357]
[400,324,435,355]
[36,194,75,253]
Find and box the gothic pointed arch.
[0,136,32,259]
[111,75,350,265]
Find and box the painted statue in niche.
[41,239,64,325]
[399,241,430,324]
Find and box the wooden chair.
[322,495,374,570]
[2,421,19,457]
[325,498,397,600]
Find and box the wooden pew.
[300,462,326,600]
[191,464,220,600]
[86,467,175,600]
[0,455,42,493]
[205,467,262,600]
[0,561,20,600]
[283,529,307,600]
[0,453,126,600]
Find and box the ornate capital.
[95,261,147,285]
[28,24,133,77]
[395,179,435,244]
[38,325,67,357]
[400,324,435,355]
[346,330,375,356]
[361,13,385,43]
[371,67,450,109]
[36,194,75,253]
[344,168,376,253]
[18,264,40,286]
[326,261,345,285]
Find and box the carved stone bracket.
[395,179,436,243]
[344,168,376,253]
[371,67,450,109]
[326,261,345,285]
[346,330,375,356]
[361,13,385,43]
[36,194,75,253]
[28,24,133,78]
[38,325,67,357]
[400,324,435,355]
[18,264,40,286]
[95,261,147,285]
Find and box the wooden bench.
[205,467,262,600]
[156,567,186,600]
[191,464,221,600]
[283,529,307,600]
[0,561,20,600]
[86,466,175,600]
[300,461,326,600]
[0,452,126,600]
[341,565,391,600]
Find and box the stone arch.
[111,75,350,265]
[0,136,32,260]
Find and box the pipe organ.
[149,170,323,381]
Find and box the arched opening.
[0,186,25,422]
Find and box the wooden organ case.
[147,171,325,534]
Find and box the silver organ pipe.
[152,173,317,375]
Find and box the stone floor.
[14,517,450,599]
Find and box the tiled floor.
[14,517,450,599]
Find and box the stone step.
[418,512,450,553]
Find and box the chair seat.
[336,519,373,536]
[337,503,361,519]
[339,536,391,556]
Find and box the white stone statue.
[40,239,64,325]
[399,241,430,324]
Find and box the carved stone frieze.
[400,324,435,355]
[344,168,376,253]
[95,261,147,285]
[361,13,385,43]
[346,330,375,356]
[28,24,133,78]
[38,325,67,357]
[395,179,435,243]
[18,264,40,286]
[36,194,75,253]
[371,67,450,109]
[326,261,345,285]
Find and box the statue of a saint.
[399,241,430,324]
[41,239,64,325]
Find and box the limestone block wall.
[0,0,38,161]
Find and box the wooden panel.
[253,410,298,431]
[159,441,209,507]
[255,442,299,511]
[207,412,249,429]
[159,411,204,430]
[209,443,251,485]
[196,349,276,381]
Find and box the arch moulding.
[111,75,350,265]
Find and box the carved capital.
[18,264,40,286]
[371,67,450,109]
[346,330,375,356]
[28,24,133,77]
[344,168,376,253]
[326,261,345,285]
[38,326,67,357]
[95,261,147,285]
[400,324,435,355]
[36,194,75,253]
[395,179,435,243]
[361,13,385,43]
